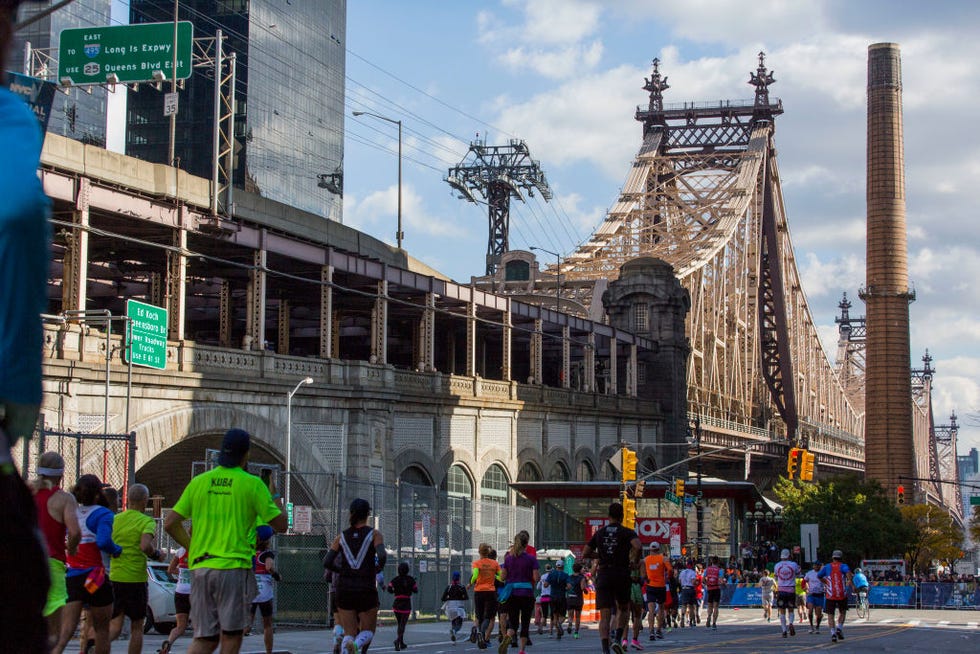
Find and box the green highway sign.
[59,22,193,85]
[971,495,980,506]
[126,299,168,369]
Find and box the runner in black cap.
[323,498,387,654]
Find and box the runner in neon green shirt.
[165,428,286,652]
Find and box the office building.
[126,0,346,221]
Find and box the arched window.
[481,464,510,504]
[505,259,530,281]
[549,461,569,481]
[400,465,432,487]
[602,460,619,481]
[518,462,541,482]
[442,464,473,499]
[577,459,595,481]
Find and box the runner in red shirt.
[703,556,725,629]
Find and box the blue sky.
[342,1,980,455]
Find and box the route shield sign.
[126,299,168,369]
[59,22,193,85]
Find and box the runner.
[108,483,164,654]
[693,562,703,625]
[795,570,808,622]
[547,560,569,639]
[666,566,680,628]
[803,561,825,634]
[442,570,469,643]
[642,542,671,640]
[758,569,774,622]
[245,525,281,654]
[703,555,724,629]
[161,528,192,654]
[386,561,417,651]
[773,548,801,638]
[32,452,81,648]
[817,549,852,643]
[622,568,645,650]
[498,531,539,654]
[322,498,386,654]
[565,562,588,639]
[677,560,698,628]
[164,428,287,654]
[52,474,122,654]
[583,502,642,654]
[534,564,551,636]
[468,543,500,649]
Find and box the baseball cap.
[832,549,843,559]
[218,428,251,467]
[780,549,790,559]
[452,570,461,580]
[256,525,274,542]
[649,542,661,550]
[555,560,564,568]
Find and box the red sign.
[584,517,686,545]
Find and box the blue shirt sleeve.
[87,506,122,556]
[816,564,829,579]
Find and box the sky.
[342,1,980,457]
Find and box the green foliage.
[971,505,980,545]
[901,503,964,575]
[773,475,913,567]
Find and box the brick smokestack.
[863,43,914,498]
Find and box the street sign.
[59,21,193,85]
[801,523,819,563]
[286,502,294,530]
[664,491,681,506]
[970,495,980,506]
[293,505,312,534]
[126,299,168,369]
[163,91,178,117]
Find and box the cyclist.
[851,568,870,609]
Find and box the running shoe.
[451,628,456,642]
[158,641,172,654]
[836,629,844,640]
[498,635,511,654]
[656,629,664,639]
[789,624,795,636]
[831,633,838,643]
[470,627,479,643]
[630,638,644,650]
[648,633,656,641]
[556,624,563,640]
[394,639,401,651]
[611,642,626,654]
[782,631,788,638]
[344,640,359,654]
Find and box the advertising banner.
[868,585,915,607]
[584,517,687,550]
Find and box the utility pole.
[167,0,179,166]
[693,416,704,559]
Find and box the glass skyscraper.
[11,0,113,146]
[127,0,346,221]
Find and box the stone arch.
[517,460,542,482]
[394,448,439,486]
[548,460,570,481]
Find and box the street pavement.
[118,608,979,653]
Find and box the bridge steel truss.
[561,57,864,471]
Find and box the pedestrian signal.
[621,447,637,482]
[623,498,637,529]
[787,447,802,480]
[635,480,646,497]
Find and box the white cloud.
[345,184,467,242]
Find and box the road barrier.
[719,582,979,609]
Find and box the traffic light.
[675,478,685,497]
[635,480,646,497]
[800,451,816,481]
[621,447,637,482]
[623,498,637,529]
[787,447,802,479]
[897,485,905,504]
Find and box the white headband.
[37,466,64,476]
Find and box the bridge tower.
[861,43,915,498]
[446,139,552,275]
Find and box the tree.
[774,474,913,567]
[901,503,964,574]
[971,505,980,545]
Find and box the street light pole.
[693,416,703,559]
[285,376,314,513]
[352,111,403,248]
[529,246,562,311]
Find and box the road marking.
[904,620,920,626]
[938,620,951,626]
[878,618,896,624]
[967,621,978,628]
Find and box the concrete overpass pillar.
[167,218,187,341]
[277,298,290,354]
[320,265,333,359]
[501,303,512,381]
[245,243,266,350]
[609,336,618,395]
[531,319,543,384]
[585,332,596,392]
[62,177,89,312]
[561,326,570,389]
[371,280,388,365]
